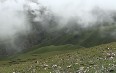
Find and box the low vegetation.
[0,42,116,73]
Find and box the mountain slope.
[0,42,116,73]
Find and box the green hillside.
[0,42,116,73]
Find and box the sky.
[38,0,116,26]
[38,0,116,16]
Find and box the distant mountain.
[0,7,116,55]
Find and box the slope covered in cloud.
[0,0,28,40]
[0,0,46,54]
[0,0,43,40]
[1,0,116,39]
[0,0,116,55]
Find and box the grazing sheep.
[106,52,115,59]
[52,64,57,68]
[67,65,72,68]
[107,48,110,50]
[43,64,49,68]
